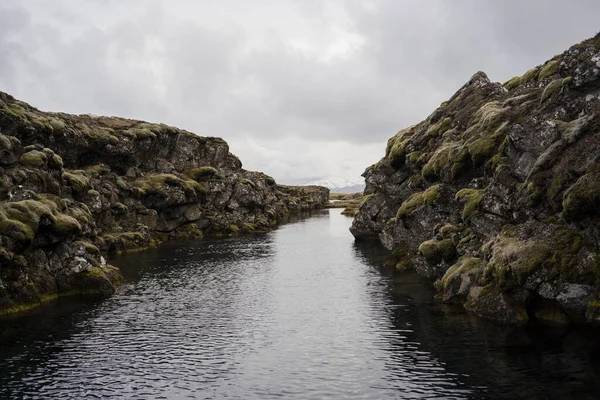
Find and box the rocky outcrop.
[351,34,600,326]
[0,92,328,314]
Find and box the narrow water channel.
[1,210,599,399]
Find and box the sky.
[0,1,599,185]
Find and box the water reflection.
[353,239,600,399]
[0,210,599,399]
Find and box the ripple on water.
[1,210,600,399]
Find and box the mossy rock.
[422,142,469,181]
[504,67,539,90]
[562,170,600,220]
[396,185,440,219]
[482,234,553,287]
[63,171,91,192]
[388,139,410,169]
[188,166,222,181]
[134,173,207,198]
[19,150,48,169]
[0,198,83,246]
[76,240,100,255]
[102,231,148,253]
[540,77,572,104]
[418,238,456,264]
[467,123,508,167]
[437,256,482,291]
[455,188,485,221]
[425,117,452,138]
[48,154,64,169]
[0,218,34,244]
[51,214,82,235]
[538,59,559,82]
[121,126,157,140]
[83,127,119,146]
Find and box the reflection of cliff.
[353,241,600,399]
[0,296,105,398]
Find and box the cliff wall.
[0,92,328,314]
[351,34,600,326]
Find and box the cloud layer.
[1,0,598,183]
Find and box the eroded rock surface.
[351,34,600,326]
[0,92,328,314]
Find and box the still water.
[1,210,600,399]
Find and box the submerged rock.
[351,33,600,326]
[0,92,328,314]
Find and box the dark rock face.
[351,34,600,326]
[0,92,328,314]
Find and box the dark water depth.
[1,210,600,399]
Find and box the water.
[1,210,600,399]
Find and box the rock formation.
[351,34,600,326]
[0,92,328,314]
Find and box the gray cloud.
[0,0,598,183]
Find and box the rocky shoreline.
[0,92,328,315]
[351,34,600,326]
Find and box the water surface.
[1,210,600,399]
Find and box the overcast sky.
[0,1,598,184]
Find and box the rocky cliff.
[351,34,600,326]
[0,92,328,314]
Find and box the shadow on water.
[353,239,600,399]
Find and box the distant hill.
[307,177,365,194]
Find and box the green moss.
[134,173,206,198]
[526,182,543,207]
[425,117,452,138]
[102,232,147,253]
[504,67,539,90]
[229,224,240,233]
[63,171,91,192]
[112,202,128,213]
[0,218,34,243]
[0,198,85,241]
[418,239,456,264]
[188,166,222,181]
[238,179,256,188]
[540,77,572,104]
[396,185,440,219]
[455,188,485,221]
[388,139,410,169]
[85,164,110,176]
[52,214,82,235]
[439,224,464,238]
[0,248,13,263]
[407,151,422,163]
[121,127,157,140]
[438,256,482,290]
[48,118,66,134]
[422,142,469,181]
[538,60,559,82]
[180,224,204,239]
[49,154,64,169]
[468,123,508,167]
[83,127,119,145]
[19,150,48,168]
[483,236,552,286]
[76,240,100,255]
[562,170,600,220]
